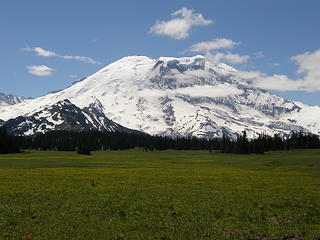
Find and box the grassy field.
[0,149,319,240]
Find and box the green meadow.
[0,149,319,239]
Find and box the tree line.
[220,131,320,154]
[0,126,319,155]
[0,126,21,154]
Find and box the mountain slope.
[4,99,140,135]
[0,92,29,107]
[0,55,319,138]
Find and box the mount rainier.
[1,55,320,138]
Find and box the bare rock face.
[0,92,30,107]
[4,99,140,136]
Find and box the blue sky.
[1,0,320,105]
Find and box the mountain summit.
[1,55,320,138]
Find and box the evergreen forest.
[1,126,319,155]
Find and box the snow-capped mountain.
[0,92,29,107]
[4,99,140,135]
[1,55,320,138]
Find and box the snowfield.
[1,55,320,138]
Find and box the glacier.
[1,55,320,138]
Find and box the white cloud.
[139,84,243,98]
[61,55,100,64]
[26,65,54,76]
[211,52,250,64]
[163,69,211,82]
[235,70,303,91]
[189,38,239,53]
[251,74,306,91]
[236,49,320,92]
[236,70,264,80]
[149,7,212,40]
[22,46,101,64]
[69,74,78,79]
[291,49,320,77]
[176,84,243,97]
[31,47,57,57]
[187,38,249,65]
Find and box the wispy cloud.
[69,74,78,79]
[139,84,243,98]
[189,38,239,53]
[22,46,101,65]
[187,38,249,65]
[149,7,212,40]
[27,47,57,57]
[237,49,320,92]
[26,65,54,76]
[91,38,100,43]
[251,74,305,91]
[210,52,250,64]
[236,71,263,80]
[254,51,264,59]
[61,55,100,64]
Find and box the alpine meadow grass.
[0,149,319,239]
